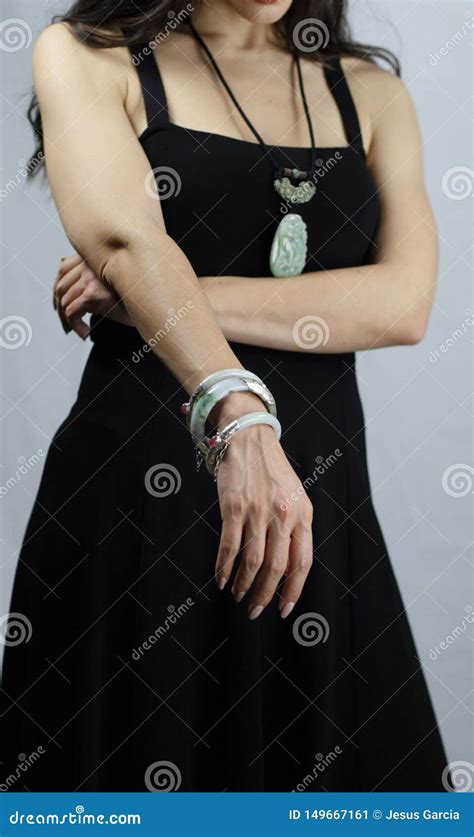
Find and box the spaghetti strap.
[323,58,365,157]
[128,45,169,131]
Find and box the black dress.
[1,50,449,792]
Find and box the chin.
[228,0,293,25]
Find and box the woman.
[2,0,448,792]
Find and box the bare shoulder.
[32,22,132,101]
[341,56,414,116]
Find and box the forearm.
[98,227,243,394]
[203,263,435,353]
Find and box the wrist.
[209,391,265,431]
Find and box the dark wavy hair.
[28,0,399,175]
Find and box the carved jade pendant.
[269,213,308,278]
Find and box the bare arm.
[37,24,313,619]
[202,71,438,352]
[34,24,245,393]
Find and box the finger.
[55,263,85,300]
[215,515,243,590]
[58,254,83,277]
[231,517,266,602]
[60,281,86,311]
[278,525,313,619]
[247,520,290,620]
[69,315,90,340]
[64,296,91,339]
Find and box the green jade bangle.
[189,376,277,443]
[181,368,264,427]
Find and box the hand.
[53,254,131,338]
[213,392,314,620]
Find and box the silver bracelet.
[181,368,263,422]
[204,412,282,480]
[189,376,277,443]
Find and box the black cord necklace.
[188,22,318,277]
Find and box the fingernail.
[217,577,227,590]
[234,591,245,603]
[280,602,295,619]
[248,605,263,621]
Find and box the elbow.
[394,307,431,346]
[96,223,170,290]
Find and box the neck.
[190,3,276,50]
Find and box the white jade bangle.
[205,412,282,478]
[182,368,265,424]
[189,376,277,442]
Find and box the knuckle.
[274,498,290,518]
[81,285,96,302]
[245,552,262,573]
[298,554,313,572]
[218,542,235,562]
[269,560,285,579]
[228,497,244,518]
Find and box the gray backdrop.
[1,0,473,772]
